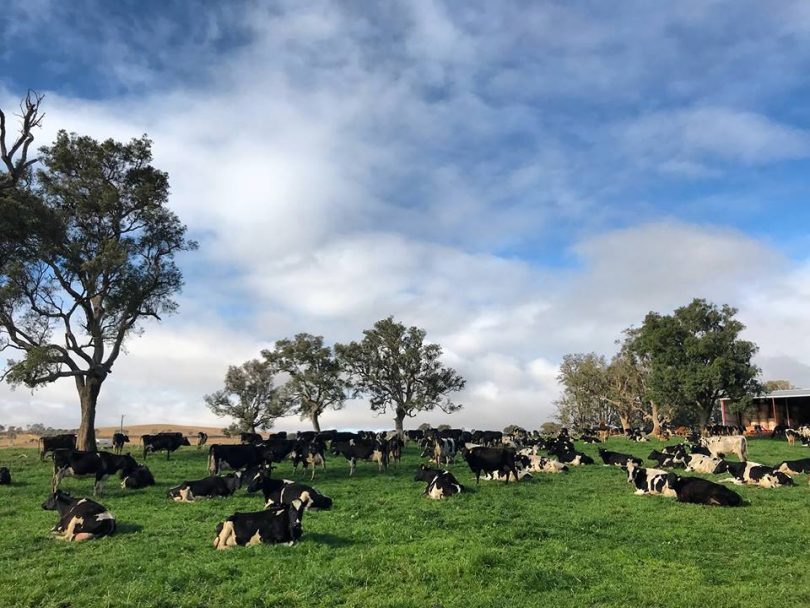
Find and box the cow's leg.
[475,470,481,484]
[165,449,171,461]
[349,457,356,476]
[94,474,107,497]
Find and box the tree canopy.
[0,107,196,450]
[335,317,465,436]
[263,333,347,432]
[204,359,284,433]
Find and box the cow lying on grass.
[41,490,115,541]
[776,458,810,476]
[684,454,726,474]
[624,461,676,496]
[121,465,155,489]
[213,501,306,549]
[668,475,744,507]
[598,448,642,467]
[0,467,10,485]
[246,468,332,510]
[721,462,794,488]
[168,474,242,502]
[414,465,463,499]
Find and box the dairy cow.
[41,490,116,541]
[598,448,642,467]
[0,467,10,485]
[142,433,191,460]
[700,435,748,461]
[213,501,306,549]
[721,461,794,488]
[246,470,333,510]
[121,465,155,489]
[38,434,77,461]
[624,461,676,496]
[52,449,139,496]
[668,475,744,506]
[168,474,242,502]
[776,458,810,476]
[414,465,463,499]
[112,433,130,454]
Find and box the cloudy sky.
[1,1,810,432]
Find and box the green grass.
[0,438,807,608]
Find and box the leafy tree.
[263,333,347,432]
[555,353,616,428]
[539,421,561,435]
[336,317,465,437]
[204,359,285,434]
[418,422,433,432]
[503,424,526,434]
[436,424,451,431]
[630,299,760,430]
[0,126,196,450]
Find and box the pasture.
[0,438,807,608]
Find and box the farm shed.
[720,389,810,430]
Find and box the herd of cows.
[1,424,809,548]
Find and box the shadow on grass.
[306,532,355,547]
[115,522,144,535]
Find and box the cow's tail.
[740,437,748,462]
[38,437,45,461]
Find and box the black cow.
[142,433,191,460]
[462,446,519,484]
[295,431,317,443]
[41,490,116,541]
[0,467,10,485]
[197,432,208,449]
[112,433,130,454]
[668,474,744,506]
[168,474,242,502]
[580,434,601,444]
[776,458,810,476]
[388,436,403,467]
[52,449,139,496]
[240,432,263,444]
[213,502,306,549]
[414,465,463,499]
[258,438,297,464]
[331,439,387,475]
[120,465,155,489]
[246,469,333,510]
[208,444,263,474]
[39,434,77,461]
[598,448,642,467]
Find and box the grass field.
[0,438,807,608]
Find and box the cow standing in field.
[290,440,327,480]
[330,438,388,475]
[462,446,520,484]
[52,449,139,496]
[433,438,457,467]
[213,501,306,549]
[112,433,130,454]
[41,490,116,541]
[208,444,263,475]
[241,432,263,444]
[0,467,10,485]
[38,434,76,461]
[700,435,748,462]
[142,433,191,460]
[197,432,208,449]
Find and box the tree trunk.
[76,376,102,451]
[618,414,630,432]
[311,413,321,433]
[394,409,406,439]
[697,406,710,434]
[649,401,662,437]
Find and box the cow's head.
[181,437,191,447]
[41,490,72,510]
[245,466,270,493]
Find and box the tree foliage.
[555,353,615,428]
[629,298,760,428]
[204,359,284,433]
[0,115,196,449]
[762,379,795,392]
[263,333,347,432]
[335,317,465,435]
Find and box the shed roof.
[758,389,810,399]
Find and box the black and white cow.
[580,434,601,444]
[433,438,457,467]
[38,434,77,461]
[196,432,208,449]
[208,444,263,474]
[41,490,116,541]
[290,440,327,480]
[142,433,191,460]
[598,448,642,467]
[776,458,810,476]
[414,465,463,499]
[668,475,744,507]
[52,449,139,496]
[684,454,726,474]
[387,436,403,468]
[551,450,594,466]
[213,501,306,549]
[700,435,748,462]
[121,465,155,489]
[526,455,569,474]
[246,469,333,510]
[721,461,794,488]
[0,467,10,485]
[462,446,520,484]
[168,474,242,502]
[240,432,263,445]
[482,454,534,481]
[647,449,687,469]
[330,439,387,475]
[624,461,676,496]
[112,433,130,454]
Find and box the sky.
[1,1,810,432]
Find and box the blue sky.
[2,1,810,430]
